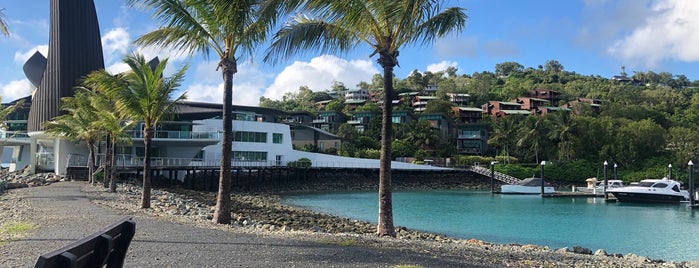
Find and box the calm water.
[282,190,699,262]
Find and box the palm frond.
[264,17,359,64]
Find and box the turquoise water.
[282,190,699,262]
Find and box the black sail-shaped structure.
[27,0,104,132]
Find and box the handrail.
[127,130,220,140]
[470,165,522,185]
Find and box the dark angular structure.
[27,0,104,132]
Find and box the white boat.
[575,178,625,196]
[606,178,689,203]
[501,178,555,194]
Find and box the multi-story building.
[312,111,346,133]
[528,89,563,106]
[482,101,529,117]
[456,124,489,155]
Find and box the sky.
[1,0,699,106]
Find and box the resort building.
[0,0,444,176]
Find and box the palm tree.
[487,116,517,163]
[126,0,294,222]
[87,89,135,192]
[83,53,186,207]
[43,90,101,184]
[547,112,578,161]
[265,0,467,237]
[1,8,9,36]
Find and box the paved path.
[1,181,490,267]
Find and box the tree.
[43,90,100,184]
[128,0,290,223]
[0,8,9,36]
[88,89,135,192]
[83,53,186,206]
[265,0,467,237]
[544,60,563,73]
[494,61,523,77]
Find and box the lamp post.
[490,161,497,194]
[540,161,546,196]
[603,161,608,199]
[668,164,673,180]
[690,160,695,206]
[614,163,618,181]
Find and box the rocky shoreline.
[2,169,696,267]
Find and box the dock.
[543,191,618,201]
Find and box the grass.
[0,222,36,245]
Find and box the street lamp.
[490,161,498,194]
[540,161,546,195]
[614,163,618,181]
[603,161,608,199]
[689,160,695,206]
[668,164,673,180]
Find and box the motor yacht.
[606,178,689,203]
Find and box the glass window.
[234,131,267,143]
[233,151,267,161]
[273,133,283,144]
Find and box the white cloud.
[1,79,31,102]
[101,28,130,64]
[14,45,48,64]
[262,55,378,101]
[105,62,130,75]
[426,61,458,73]
[184,61,271,106]
[607,0,699,67]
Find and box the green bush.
[287,158,312,168]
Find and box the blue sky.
[1,0,699,106]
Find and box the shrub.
[287,158,312,168]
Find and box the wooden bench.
[34,216,136,268]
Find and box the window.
[233,151,267,161]
[273,133,283,144]
[234,131,267,143]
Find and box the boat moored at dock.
[606,178,689,203]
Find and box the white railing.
[128,130,220,140]
[470,165,522,185]
[0,131,29,139]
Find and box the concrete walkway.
[1,181,489,267]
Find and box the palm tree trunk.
[377,54,396,237]
[87,140,95,184]
[213,58,236,224]
[109,139,117,192]
[141,128,153,208]
[103,135,111,188]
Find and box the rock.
[554,247,570,253]
[594,249,608,256]
[311,226,323,232]
[624,253,650,263]
[573,245,592,255]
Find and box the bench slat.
[34,216,136,268]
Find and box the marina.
[282,189,699,262]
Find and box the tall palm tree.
[1,8,9,36]
[127,0,294,223]
[87,89,135,192]
[265,0,467,237]
[83,53,186,207]
[43,90,100,184]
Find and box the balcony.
[128,130,220,140]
